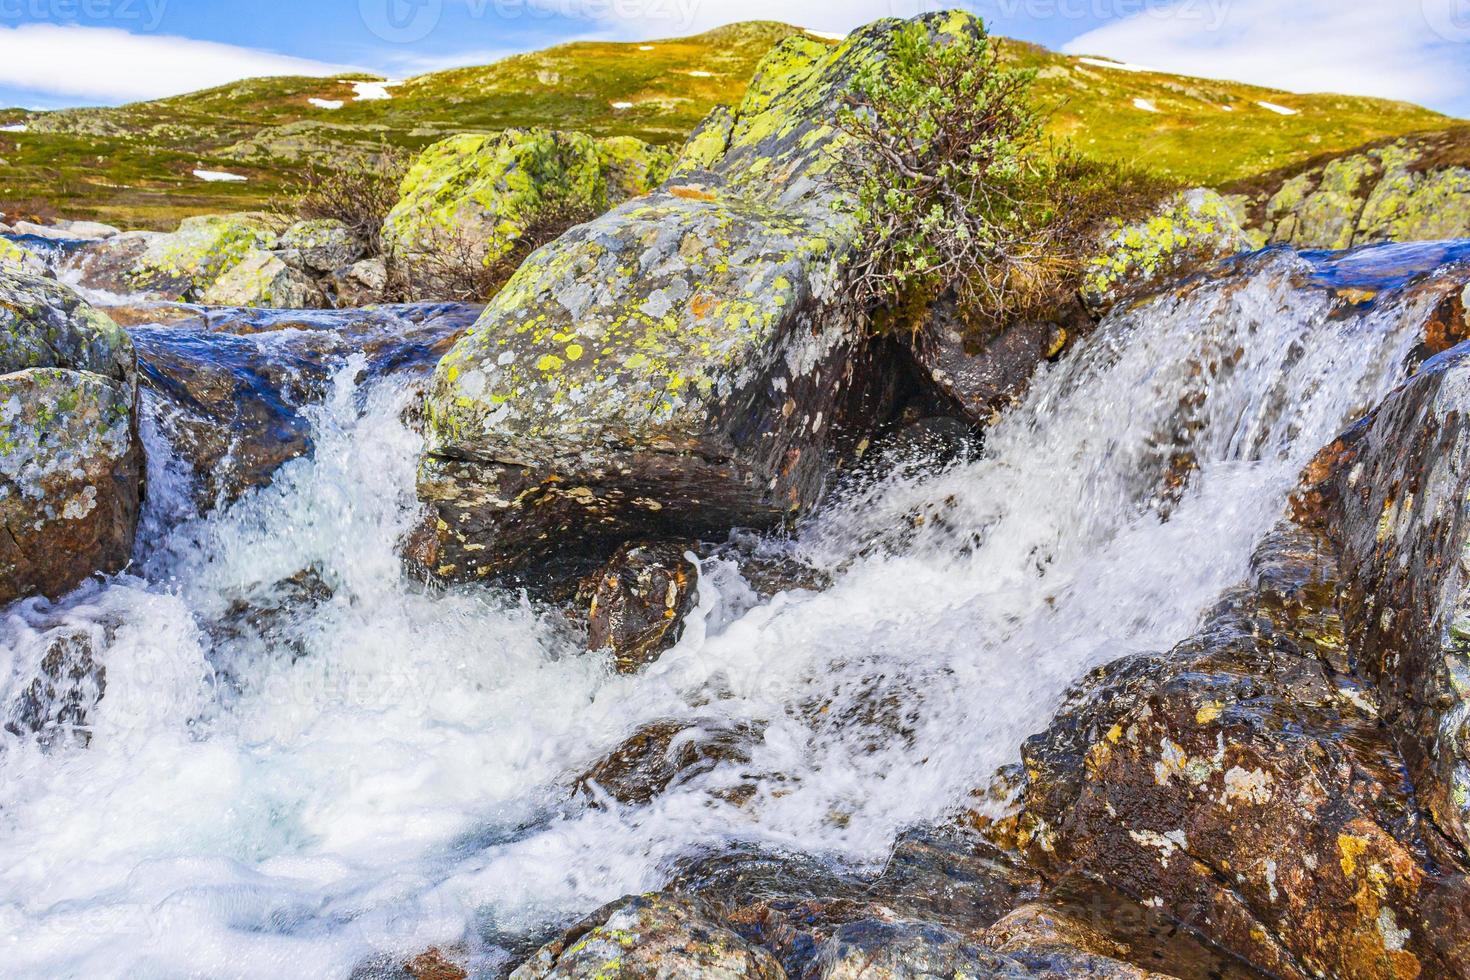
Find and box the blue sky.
[1,0,1467,117]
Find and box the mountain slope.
[0,22,1459,229]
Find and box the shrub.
[278,145,409,257]
[834,19,1175,334]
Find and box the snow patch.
[1258,101,1299,116]
[1133,98,1161,113]
[610,101,634,110]
[192,169,247,183]
[308,98,343,110]
[686,70,713,78]
[0,123,26,133]
[1078,56,1155,73]
[638,45,655,51]
[351,80,399,102]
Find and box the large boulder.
[1008,524,1470,979]
[0,237,45,277]
[381,129,673,273]
[1298,338,1470,864]
[200,249,327,309]
[128,212,279,299]
[414,15,959,586]
[277,218,364,274]
[0,272,141,605]
[1228,128,1470,249]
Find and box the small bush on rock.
[279,146,409,258]
[836,19,1175,333]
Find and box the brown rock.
[585,540,699,672]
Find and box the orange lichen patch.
[669,185,718,201]
[691,293,716,317]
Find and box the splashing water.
[0,247,1456,976]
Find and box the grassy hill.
[0,21,1460,229]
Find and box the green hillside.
[0,21,1460,229]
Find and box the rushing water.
[0,245,1464,977]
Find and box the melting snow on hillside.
[1258,101,1300,115]
[309,98,344,110]
[192,169,247,183]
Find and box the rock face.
[277,218,364,274]
[381,129,674,273]
[1228,128,1470,249]
[584,540,699,672]
[415,15,961,585]
[1300,340,1470,863]
[1081,189,1251,318]
[1008,521,1470,979]
[0,272,141,606]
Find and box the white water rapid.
[0,245,1460,977]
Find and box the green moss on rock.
[129,212,279,298]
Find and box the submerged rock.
[415,14,961,586]
[574,717,761,806]
[510,893,784,980]
[0,272,141,605]
[584,540,699,672]
[3,625,106,743]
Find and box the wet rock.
[808,918,1015,979]
[3,626,106,743]
[574,717,762,806]
[129,212,279,299]
[278,218,364,274]
[510,893,784,980]
[0,272,141,605]
[1299,340,1470,864]
[899,297,1069,425]
[58,231,165,297]
[982,903,1174,979]
[416,15,963,587]
[326,257,389,308]
[1010,523,1470,979]
[584,540,699,672]
[11,219,119,242]
[1081,189,1250,319]
[134,303,476,506]
[381,129,672,277]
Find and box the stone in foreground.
[0,272,141,605]
[584,540,699,672]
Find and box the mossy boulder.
[129,212,279,299]
[199,249,327,309]
[381,128,673,273]
[415,14,970,586]
[0,237,45,277]
[1233,130,1470,249]
[0,271,141,606]
[1081,188,1250,317]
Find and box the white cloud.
[1063,0,1470,116]
[0,24,358,104]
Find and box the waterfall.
[0,244,1459,977]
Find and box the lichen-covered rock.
[58,231,165,297]
[510,893,784,980]
[278,218,364,274]
[416,14,969,586]
[584,540,699,672]
[1,272,141,605]
[129,212,279,299]
[1010,523,1470,979]
[0,237,45,277]
[381,129,672,273]
[1299,339,1470,865]
[1081,189,1250,318]
[669,106,735,180]
[1233,129,1470,249]
[200,249,327,309]
[327,257,389,308]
